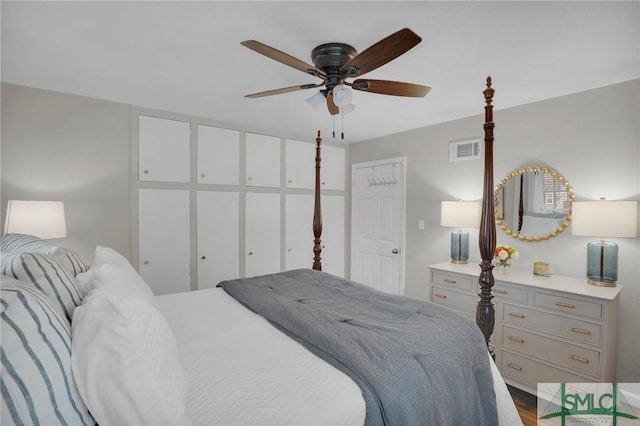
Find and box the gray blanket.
[218,269,498,426]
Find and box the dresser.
[427,261,623,395]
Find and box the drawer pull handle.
[508,312,525,319]
[434,293,447,299]
[570,327,592,335]
[556,302,576,309]
[508,336,524,344]
[569,354,589,364]
[443,278,456,284]
[506,363,523,371]
[494,289,508,294]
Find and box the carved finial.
[317,130,321,138]
[484,76,494,105]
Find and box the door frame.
[350,157,406,293]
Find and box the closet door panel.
[245,133,280,187]
[197,126,240,185]
[197,191,240,289]
[139,116,190,183]
[321,145,346,191]
[322,195,345,277]
[285,194,314,270]
[245,192,280,277]
[138,189,190,295]
[285,140,314,189]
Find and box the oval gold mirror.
[495,166,575,242]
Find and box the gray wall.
[349,79,640,382]
[2,79,639,381]
[1,83,131,259]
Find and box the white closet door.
[285,140,315,189]
[245,133,280,187]
[322,195,345,277]
[197,125,240,185]
[197,191,240,289]
[245,192,280,277]
[321,145,346,190]
[285,194,314,270]
[138,189,190,295]
[138,116,190,183]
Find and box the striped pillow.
[1,233,89,277]
[1,252,83,320]
[0,277,96,425]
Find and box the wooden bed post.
[476,77,497,356]
[312,130,323,271]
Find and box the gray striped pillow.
[1,234,89,277]
[1,252,83,320]
[0,277,96,425]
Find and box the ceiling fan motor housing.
[311,43,358,85]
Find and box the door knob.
[392,249,399,254]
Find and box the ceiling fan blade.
[245,84,308,98]
[340,28,422,78]
[326,91,339,115]
[352,79,431,97]
[241,40,326,78]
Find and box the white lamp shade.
[305,91,326,109]
[572,200,638,238]
[441,201,481,228]
[332,84,353,107]
[3,200,67,239]
[341,103,356,115]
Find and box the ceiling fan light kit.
[306,91,326,110]
[241,28,430,139]
[332,84,353,107]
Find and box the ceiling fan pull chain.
[332,115,336,139]
[341,109,345,140]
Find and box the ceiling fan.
[241,28,431,116]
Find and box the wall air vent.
[449,138,481,162]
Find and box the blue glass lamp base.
[450,230,469,264]
[586,240,618,287]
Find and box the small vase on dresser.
[427,261,623,396]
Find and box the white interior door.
[351,158,405,294]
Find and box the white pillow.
[71,292,191,426]
[76,246,156,304]
[91,246,140,275]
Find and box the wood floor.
[508,385,538,426]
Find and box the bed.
[1,77,521,425]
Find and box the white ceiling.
[2,1,639,143]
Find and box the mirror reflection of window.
[495,167,574,241]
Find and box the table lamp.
[3,200,67,239]
[441,200,480,264]
[572,198,637,286]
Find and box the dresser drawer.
[502,326,601,376]
[503,304,602,346]
[535,292,603,320]
[431,287,477,315]
[431,271,473,292]
[501,350,597,390]
[492,281,528,303]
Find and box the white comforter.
[157,288,522,426]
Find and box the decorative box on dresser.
[427,261,623,395]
